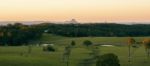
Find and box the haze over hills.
[0,19,77,25]
[0,19,150,25]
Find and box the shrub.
[83,40,92,47]
[43,45,55,52]
[96,53,120,66]
[71,40,76,46]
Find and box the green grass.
[38,33,150,46]
[0,46,150,66]
[1,33,150,66]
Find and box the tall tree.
[127,37,135,62]
[143,39,150,59]
[63,46,72,66]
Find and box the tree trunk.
[147,49,149,59]
[128,45,131,62]
[66,55,70,66]
[28,45,32,54]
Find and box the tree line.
[0,23,43,46]
[44,23,150,37]
[1,23,150,45]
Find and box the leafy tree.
[71,40,76,46]
[28,45,32,54]
[127,37,136,62]
[83,40,92,47]
[63,46,72,66]
[96,53,120,66]
[143,39,150,59]
[91,46,100,59]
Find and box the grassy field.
[0,33,150,66]
[37,33,150,46]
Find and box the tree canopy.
[96,53,120,66]
[0,23,43,46]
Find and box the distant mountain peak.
[65,19,78,24]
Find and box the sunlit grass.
[0,34,150,66]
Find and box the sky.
[0,0,150,23]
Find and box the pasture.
[0,34,150,66]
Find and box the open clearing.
[0,34,150,66]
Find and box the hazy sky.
[0,0,150,23]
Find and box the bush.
[43,45,55,52]
[96,53,120,66]
[71,40,76,46]
[83,40,92,47]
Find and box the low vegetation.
[1,23,150,66]
[96,53,120,66]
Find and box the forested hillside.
[45,23,150,37]
[0,23,43,46]
[1,23,150,45]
